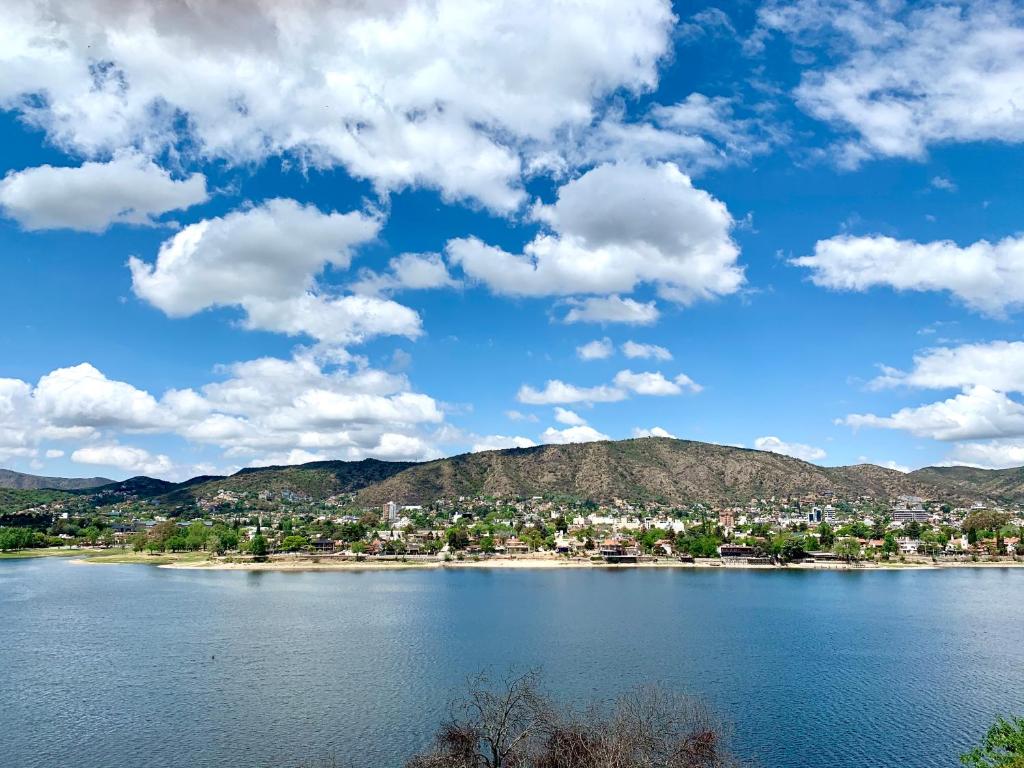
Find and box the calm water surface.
[1,559,1022,768]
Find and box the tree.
[406,670,736,768]
[817,522,835,549]
[250,533,268,559]
[961,716,1024,768]
[833,537,861,562]
[882,533,898,557]
[281,535,307,552]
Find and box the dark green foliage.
[961,716,1024,768]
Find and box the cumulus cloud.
[613,370,702,396]
[71,443,174,476]
[622,340,672,360]
[129,198,424,343]
[576,338,614,361]
[518,369,700,404]
[540,425,611,445]
[842,386,1024,441]
[754,435,826,462]
[448,162,743,304]
[0,347,447,477]
[554,408,586,426]
[563,296,661,325]
[944,439,1024,469]
[792,233,1024,316]
[0,151,206,232]
[0,0,675,211]
[632,426,676,438]
[869,341,1024,392]
[351,253,460,296]
[753,0,1024,165]
[470,435,537,453]
[517,380,627,406]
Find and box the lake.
[1,559,1022,768]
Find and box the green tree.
[883,532,898,556]
[817,521,835,549]
[961,716,1024,768]
[281,535,307,552]
[250,533,268,558]
[833,537,861,562]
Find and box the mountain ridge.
[5,438,1022,506]
[0,468,114,491]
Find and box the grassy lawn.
[0,548,213,565]
[0,548,95,560]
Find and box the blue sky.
[1,0,1024,480]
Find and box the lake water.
[1,559,1022,768]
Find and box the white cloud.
[540,425,611,445]
[842,386,1024,441]
[622,340,672,360]
[44,449,64,459]
[471,435,537,453]
[931,176,957,192]
[565,93,777,173]
[613,370,702,396]
[518,369,700,404]
[505,410,538,423]
[577,338,614,361]
[0,347,447,476]
[793,233,1024,316]
[240,293,422,344]
[755,0,1024,165]
[448,162,742,304]
[554,408,587,426]
[0,151,206,232]
[945,439,1024,469]
[869,340,1024,392]
[632,426,676,438]
[351,253,460,296]
[71,443,174,476]
[129,198,424,343]
[517,380,627,406]
[563,296,661,325]
[754,435,826,462]
[0,0,675,211]
[33,363,169,431]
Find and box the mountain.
[7,438,1022,509]
[907,465,1024,501]
[352,438,952,506]
[0,468,114,491]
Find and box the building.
[892,505,930,523]
[718,510,736,528]
[719,544,756,559]
[382,501,399,523]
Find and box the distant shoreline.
[5,548,1023,572]
[155,557,1024,572]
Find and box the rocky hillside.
[8,438,1022,508]
[353,438,961,505]
[0,468,113,491]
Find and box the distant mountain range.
[4,438,1024,506]
[0,468,113,491]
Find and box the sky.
[1,0,1024,481]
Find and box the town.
[2,483,1021,568]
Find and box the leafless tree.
[406,673,737,768]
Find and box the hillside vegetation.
[5,438,1024,508]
